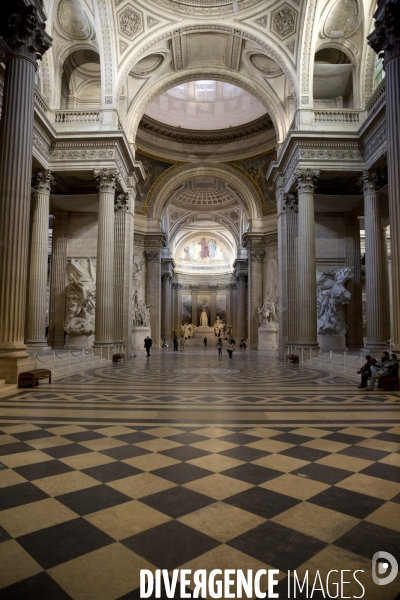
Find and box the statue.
[214,316,225,337]
[132,260,144,279]
[200,309,208,327]
[181,323,197,338]
[316,268,353,335]
[64,259,96,335]
[132,292,151,327]
[258,282,278,327]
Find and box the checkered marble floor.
[0,350,399,599]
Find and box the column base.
[25,339,49,350]
[93,341,115,348]
[0,357,38,384]
[364,341,389,352]
[296,342,319,349]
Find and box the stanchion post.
[68,352,71,370]
[92,348,94,364]
[343,353,346,372]
[82,349,84,367]
[52,352,55,374]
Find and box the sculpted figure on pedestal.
[200,309,208,327]
[132,291,151,327]
[316,268,353,335]
[64,259,96,335]
[258,279,279,327]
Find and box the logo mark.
[372,552,398,586]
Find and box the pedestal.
[0,357,38,384]
[317,334,347,353]
[132,327,151,350]
[65,335,94,349]
[258,326,278,350]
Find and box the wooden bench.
[379,375,400,391]
[112,353,125,363]
[286,354,299,364]
[18,369,51,388]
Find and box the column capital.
[162,273,172,282]
[94,168,119,192]
[115,193,129,212]
[236,273,247,282]
[1,3,52,64]
[359,170,378,194]
[295,169,320,193]
[281,194,298,213]
[209,285,218,291]
[190,285,199,291]
[145,250,160,262]
[368,0,400,63]
[33,170,54,195]
[250,251,264,263]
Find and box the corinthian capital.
[34,170,54,194]
[94,169,119,192]
[359,170,378,193]
[295,169,320,193]
[115,193,129,212]
[368,0,400,62]
[2,4,52,62]
[281,194,298,213]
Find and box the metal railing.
[34,345,125,374]
[287,347,365,374]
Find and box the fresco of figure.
[199,237,209,259]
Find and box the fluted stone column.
[225,285,231,326]
[162,274,172,342]
[0,3,51,380]
[171,283,179,336]
[26,171,54,347]
[296,169,320,347]
[381,227,391,341]
[146,250,161,345]
[177,285,183,330]
[94,169,118,348]
[231,283,237,337]
[210,286,217,324]
[344,214,364,349]
[114,193,134,353]
[236,274,247,340]
[191,286,198,326]
[278,193,298,356]
[48,212,68,349]
[360,171,387,349]
[248,251,264,349]
[369,1,400,349]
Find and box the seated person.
[367,352,398,390]
[357,355,377,388]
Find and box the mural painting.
[234,152,276,214]
[135,151,174,211]
[182,294,192,325]
[216,294,226,321]
[175,234,232,272]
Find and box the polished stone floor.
[0,349,399,599]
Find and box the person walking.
[227,338,235,360]
[216,337,223,356]
[173,336,178,351]
[144,336,152,357]
[180,337,185,352]
[203,337,208,348]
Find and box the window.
[195,80,216,101]
[374,56,385,89]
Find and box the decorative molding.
[250,251,265,263]
[364,46,376,101]
[115,193,129,212]
[94,168,119,192]
[255,15,268,28]
[119,40,128,54]
[98,0,114,101]
[230,32,241,70]
[2,4,52,63]
[300,0,318,99]
[368,0,400,62]
[281,193,298,213]
[286,39,295,54]
[145,251,161,261]
[295,168,320,192]
[173,32,183,70]
[34,170,54,194]
[359,170,378,194]
[118,5,143,40]
[147,16,160,28]
[271,5,297,40]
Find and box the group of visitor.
[357,351,398,390]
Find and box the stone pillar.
[296,169,320,347]
[146,250,161,345]
[26,171,54,347]
[171,283,179,336]
[114,192,134,353]
[236,274,247,341]
[0,4,51,380]
[344,214,364,350]
[369,1,400,349]
[161,274,172,342]
[191,285,198,326]
[231,284,237,337]
[210,286,217,324]
[381,226,391,341]
[94,169,118,348]
[48,212,68,348]
[277,193,298,356]
[248,251,264,349]
[360,171,387,350]
[225,286,231,326]
[177,284,183,329]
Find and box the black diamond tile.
[324,432,366,445]
[308,486,385,519]
[220,446,271,462]
[42,444,93,459]
[100,445,150,460]
[373,432,400,443]
[292,464,351,485]
[281,446,329,462]
[271,432,313,445]
[62,431,106,443]
[220,433,262,445]
[17,518,114,569]
[222,463,281,485]
[226,486,300,519]
[14,460,74,481]
[122,520,219,571]
[152,463,212,484]
[0,572,72,600]
[140,486,214,518]
[228,521,326,572]
[0,482,49,510]
[334,521,400,561]
[82,462,142,483]
[167,433,208,445]
[0,442,32,456]
[57,484,131,516]
[0,525,12,544]
[238,396,263,403]
[359,462,400,483]
[160,446,209,461]
[338,445,389,462]
[12,430,55,441]
[115,432,156,444]
[392,492,400,505]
